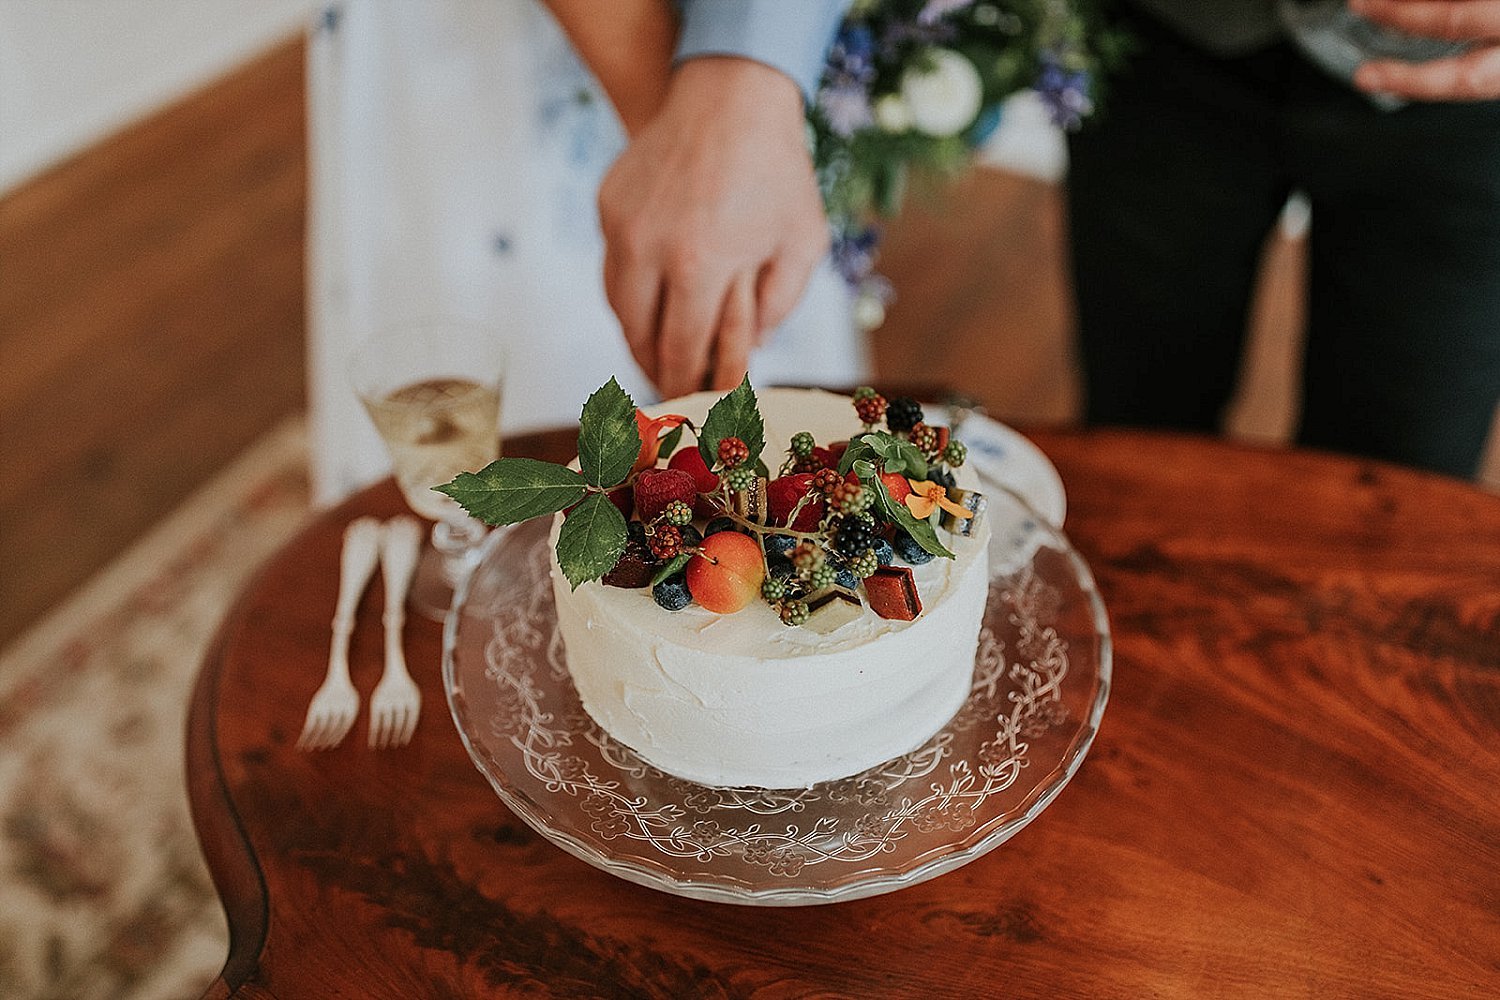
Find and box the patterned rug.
[0,418,313,1000]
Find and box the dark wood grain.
[188,427,1500,998]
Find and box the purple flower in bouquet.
[827,23,877,87]
[819,82,875,138]
[831,227,881,286]
[1036,51,1094,130]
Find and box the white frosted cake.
[548,388,990,789]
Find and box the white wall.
[0,0,312,192]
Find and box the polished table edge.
[181,420,1499,997]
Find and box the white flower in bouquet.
[899,48,983,138]
[873,93,916,133]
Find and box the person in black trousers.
[1067,1,1500,479]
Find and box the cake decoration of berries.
[661,499,693,527]
[942,440,968,467]
[647,524,685,561]
[853,388,887,428]
[722,466,756,492]
[790,431,816,458]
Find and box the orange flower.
[633,410,689,472]
[904,479,972,520]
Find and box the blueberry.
[652,575,692,611]
[704,517,737,536]
[834,565,858,590]
[763,534,797,558]
[927,467,957,491]
[893,530,934,565]
[627,520,648,544]
[680,524,703,548]
[873,538,895,566]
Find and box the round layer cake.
[548,388,991,788]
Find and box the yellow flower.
[904,479,972,520]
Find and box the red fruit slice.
[879,472,913,504]
[767,474,825,531]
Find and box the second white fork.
[369,515,423,748]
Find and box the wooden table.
[188,427,1500,999]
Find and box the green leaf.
[649,552,693,588]
[556,492,629,589]
[657,423,684,459]
[577,377,640,489]
[435,459,587,526]
[838,431,928,479]
[698,375,765,471]
[857,464,954,560]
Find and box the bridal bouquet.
[810,0,1119,325]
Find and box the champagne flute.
[350,322,505,621]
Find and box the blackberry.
[893,530,935,565]
[886,396,924,433]
[808,563,837,589]
[834,518,876,556]
[647,525,683,560]
[761,577,787,602]
[723,466,756,492]
[854,393,887,427]
[717,436,750,469]
[652,575,692,611]
[831,482,872,515]
[941,440,968,467]
[848,548,880,579]
[910,422,940,456]
[704,516,738,536]
[792,542,824,572]
[780,600,810,626]
[790,431,816,458]
[811,468,843,495]
[873,537,895,566]
[661,500,693,526]
[852,385,879,401]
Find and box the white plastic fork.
[369,515,423,748]
[299,516,382,750]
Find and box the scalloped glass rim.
[443,475,1110,906]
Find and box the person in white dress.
[306,0,865,505]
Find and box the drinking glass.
[350,322,505,621]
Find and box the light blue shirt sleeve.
[675,0,853,102]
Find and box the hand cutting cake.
[440,380,990,789]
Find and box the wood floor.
[1,36,1493,649]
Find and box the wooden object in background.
[188,426,1500,999]
[0,40,307,647]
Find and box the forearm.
[542,0,678,136]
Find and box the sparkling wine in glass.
[351,324,504,620]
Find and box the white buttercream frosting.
[549,388,990,788]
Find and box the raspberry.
[761,577,787,602]
[942,440,968,467]
[722,466,756,492]
[848,548,880,579]
[886,396,924,433]
[811,468,843,495]
[807,563,837,589]
[647,524,684,560]
[635,468,698,522]
[792,542,824,572]
[718,436,750,469]
[910,422,940,457]
[780,600,810,626]
[767,473,825,531]
[790,431,816,458]
[834,518,876,556]
[660,500,693,526]
[831,482,873,515]
[854,393,887,427]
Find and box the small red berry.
[812,468,843,495]
[718,437,750,469]
[854,393,887,427]
[648,524,684,560]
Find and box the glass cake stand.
[442,424,1109,906]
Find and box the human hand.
[1350,0,1500,100]
[597,57,830,398]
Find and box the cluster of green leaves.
[436,378,641,589]
[436,375,771,590]
[841,432,954,561]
